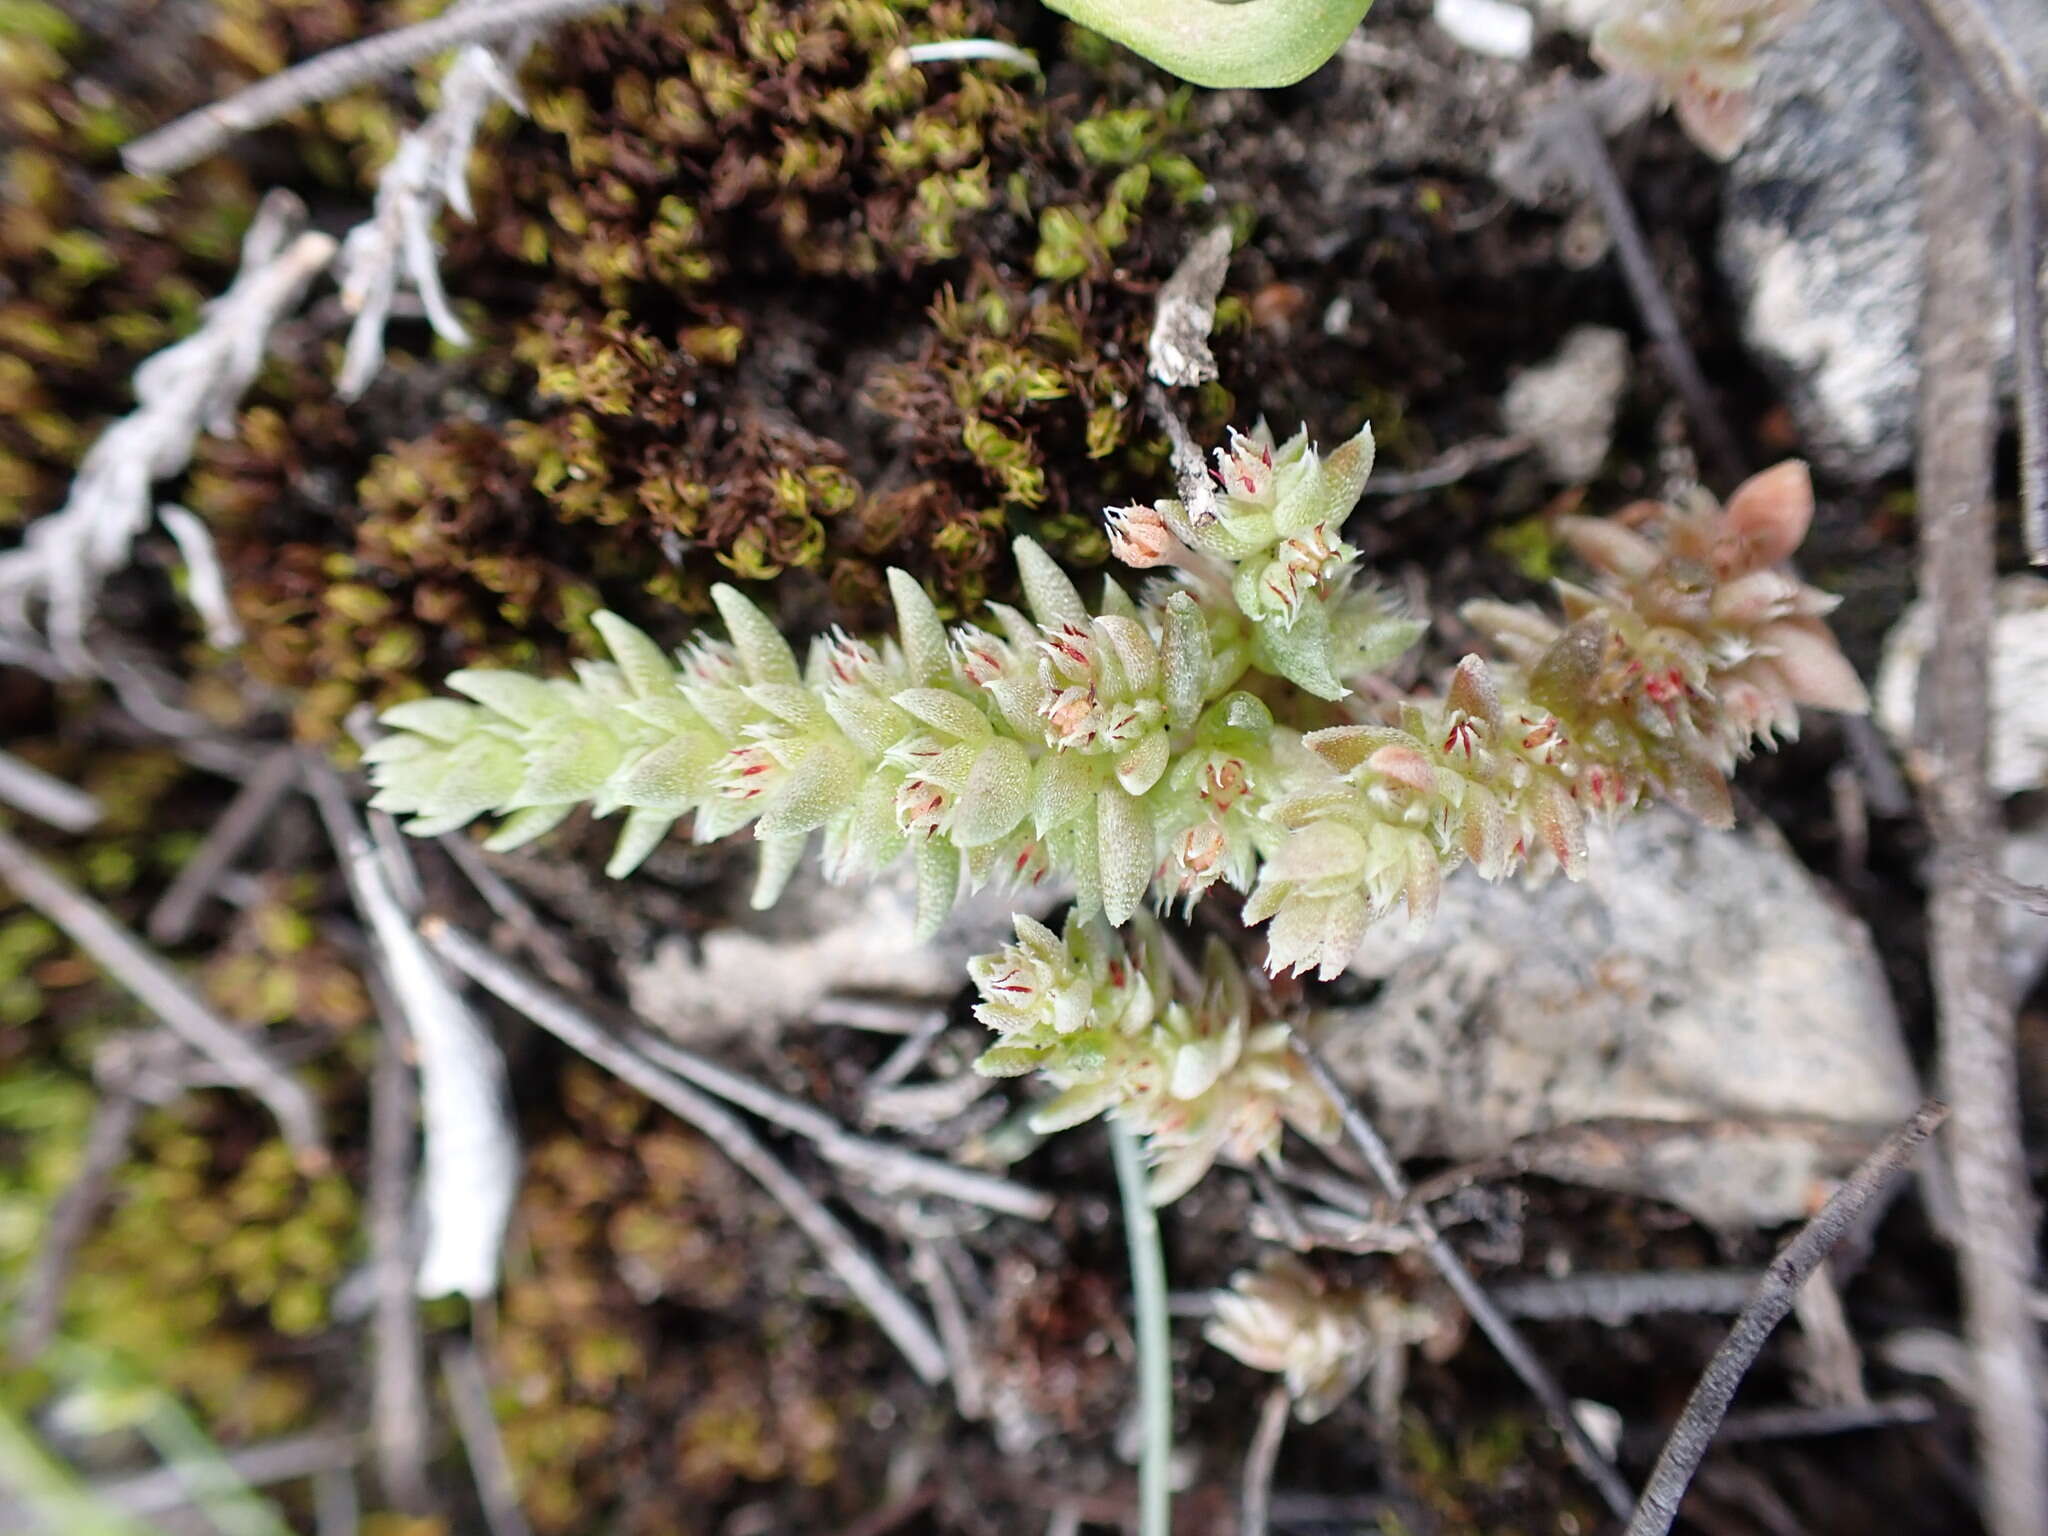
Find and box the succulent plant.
[370,431,1861,981]
[1588,0,1816,159]
[969,911,1337,1201]
[1046,0,1375,89]
[1206,1253,1437,1421]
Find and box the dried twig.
[1360,434,1532,497]
[1239,1384,1291,1536]
[1874,0,2048,562]
[335,42,525,399]
[441,1338,532,1536]
[601,1012,1050,1218]
[1547,95,1745,488]
[0,751,102,834]
[146,746,299,945]
[364,982,432,1515]
[1624,1101,1947,1536]
[1624,1395,1938,1459]
[305,759,518,1299]
[0,824,325,1162]
[1489,1269,1763,1325]
[1908,82,2048,1536]
[0,191,333,668]
[912,1239,987,1421]
[421,917,949,1384]
[1292,1037,1635,1520]
[436,831,588,993]
[156,505,244,651]
[121,0,644,178]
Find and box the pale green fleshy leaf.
[482,802,575,853]
[602,809,675,877]
[892,687,992,741]
[973,1044,1043,1078]
[711,584,802,687]
[447,669,571,728]
[591,611,677,699]
[1027,1078,1120,1134]
[1040,0,1374,90]
[1094,613,1160,696]
[1033,751,1099,835]
[954,737,1033,848]
[1162,593,1211,730]
[417,733,523,820]
[756,742,861,839]
[1114,730,1170,797]
[750,832,808,909]
[821,687,911,759]
[380,697,486,742]
[360,732,436,767]
[913,836,961,941]
[1274,422,1374,536]
[1251,601,1347,701]
[616,734,715,814]
[1098,574,1139,620]
[505,725,624,809]
[1096,784,1155,925]
[887,568,950,686]
[1014,537,1088,630]
[742,683,825,729]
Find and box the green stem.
[1109,1118,1173,1536]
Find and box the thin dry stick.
[1914,80,2048,1536]
[1239,1384,1291,1536]
[147,746,299,945]
[0,824,325,1164]
[121,0,644,178]
[421,917,949,1384]
[1291,1038,1635,1521]
[1877,0,2048,563]
[1360,435,1532,497]
[436,832,588,994]
[9,1090,141,1359]
[1553,97,1746,489]
[0,750,102,833]
[1488,1269,1763,1325]
[364,980,432,1516]
[1623,1100,1946,1536]
[441,1338,532,1536]
[911,1239,987,1421]
[603,1011,1051,1219]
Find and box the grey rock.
[624,865,1052,1045]
[1328,807,1918,1228]
[1875,575,2048,799]
[1875,574,2048,991]
[1720,0,2048,480]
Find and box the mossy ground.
[0,0,1967,1532]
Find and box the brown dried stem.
[1623,1101,1946,1536]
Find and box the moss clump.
[422,0,1220,616]
[495,1063,867,1533]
